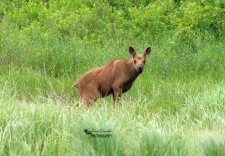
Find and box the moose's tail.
[73,82,78,88]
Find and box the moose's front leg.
[112,85,122,107]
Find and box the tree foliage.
[1,0,224,43]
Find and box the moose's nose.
[137,64,143,73]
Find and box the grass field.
[1,1,225,155]
[1,30,225,155]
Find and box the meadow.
[1,0,225,155]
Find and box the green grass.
[0,78,225,155]
[1,37,225,155]
[1,23,225,155]
[1,1,225,155]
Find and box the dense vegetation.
[0,0,225,155]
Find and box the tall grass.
[1,35,225,155]
[1,1,225,154]
[0,77,225,155]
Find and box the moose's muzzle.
[137,64,143,73]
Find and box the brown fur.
[74,46,151,106]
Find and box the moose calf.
[74,46,151,106]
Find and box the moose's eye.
[134,60,136,64]
[143,60,146,64]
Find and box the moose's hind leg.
[79,89,100,106]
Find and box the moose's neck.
[128,59,140,80]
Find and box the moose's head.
[129,46,151,74]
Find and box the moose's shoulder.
[109,58,130,65]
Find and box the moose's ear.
[144,47,151,57]
[129,46,136,57]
